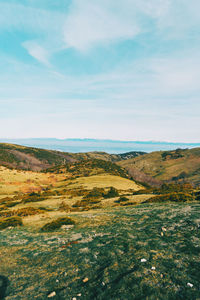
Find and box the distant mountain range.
[0,138,199,153]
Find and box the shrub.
[83,187,104,200]
[14,207,43,217]
[0,217,23,230]
[152,183,194,195]
[3,201,20,208]
[0,207,43,218]
[104,187,119,199]
[115,196,129,203]
[59,201,70,212]
[41,217,75,232]
[146,192,195,203]
[132,189,153,195]
[72,198,101,209]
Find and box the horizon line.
[0,137,200,145]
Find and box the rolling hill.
[1,143,200,186]
[118,148,200,186]
[0,143,145,171]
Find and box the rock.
[161,232,164,236]
[77,293,82,297]
[83,277,89,283]
[162,227,167,232]
[187,282,193,288]
[56,279,59,282]
[48,291,56,298]
[72,298,77,300]
[151,266,156,270]
[140,258,147,263]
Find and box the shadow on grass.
[0,275,9,300]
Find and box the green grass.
[0,203,200,299]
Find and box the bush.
[22,192,46,203]
[146,192,195,203]
[72,198,101,209]
[41,217,75,232]
[83,187,104,200]
[0,217,23,230]
[104,187,119,199]
[0,207,43,218]
[115,196,129,203]
[59,201,70,212]
[14,207,43,217]
[132,189,153,195]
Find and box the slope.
[119,148,200,186]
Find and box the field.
[0,203,200,299]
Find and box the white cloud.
[63,0,200,51]
[63,0,140,51]
[0,3,65,63]
[23,41,50,66]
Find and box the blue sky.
[0,0,199,142]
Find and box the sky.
[0,0,199,142]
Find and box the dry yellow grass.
[0,167,65,197]
[68,174,142,191]
[0,166,148,228]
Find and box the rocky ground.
[0,203,200,300]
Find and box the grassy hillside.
[0,143,145,172]
[119,148,200,186]
[0,143,78,171]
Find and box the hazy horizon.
[1,137,200,153]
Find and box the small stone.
[72,298,77,300]
[161,232,164,236]
[141,258,147,263]
[160,274,163,278]
[83,277,89,283]
[77,293,82,297]
[187,282,193,288]
[102,282,105,286]
[162,227,167,232]
[151,266,156,270]
[56,279,59,282]
[48,291,56,298]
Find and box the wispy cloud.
[22,41,51,66]
[63,0,140,51]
